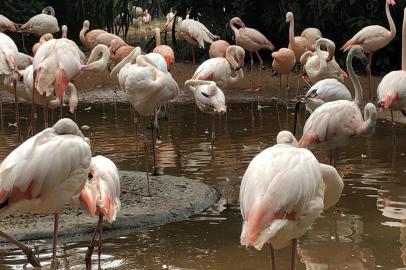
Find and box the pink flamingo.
[0,32,17,75]
[191,45,245,88]
[286,12,310,64]
[185,80,226,115]
[299,45,377,165]
[209,40,230,58]
[377,7,406,121]
[32,33,53,55]
[0,118,91,268]
[20,6,60,36]
[240,130,343,270]
[80,20,125,49]
[178,18,219,65]
[109,39,135,64]
[271,47,296,98]
[341,0,396,100]
[301,28,322,51]
[73,155,120,270]
[153,27,175,71]
[0,15,16,32]
[229,17,274,91]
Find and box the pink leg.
[52,212,59,262]
[250,51,254,91]
[295,64,303,98]
[255,51,263,91]
[12,79,22,144]
[0,231,41,268]
[269,243,276,270]
[291,238,297,270]
[85,212,103,270]
[97,213,103,269]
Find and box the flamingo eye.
[201,92,210,98]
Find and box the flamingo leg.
[291,238,297,270]
[52,212,59,263]
[0,231,41,268]
[366,53,373,101]
[44,104,49,128]
[249,51,254,91]
[255,51,263,91]
[150,119,158,176]
[269,243,276,270]
[295,64,303,98]
[85,212,103,270]
[12,79,22,143]
[97,213,103,270]
[211,114,216,150]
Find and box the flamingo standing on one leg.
[0,118,91,267]
[272,48,296,99]
[341,0,396,100]
[191,45,245,88]
[178,18,219,65]
[0,15,16,32]
[73,155,120,270]
[299,45,377,166]
[229,17,274,91]
[377,7,406,122]
[209,40,230,58]
[240,130,343,270]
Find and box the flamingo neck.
[110,47,141,78]
[346,49,363,105]
[386,0,396,39]
[155,28,161,46]
[67,83,78,113]
[314,41,327,77]
[230,21,240,39]
[229,68,244,84]
[288,16,296,48]
[360,103,377,136]
[226,48,239,69]
[84,45,110,72]
[402,7,406,71]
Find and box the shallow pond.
[0,101,405,269]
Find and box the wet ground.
[0,91,405,269]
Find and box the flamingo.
[73,155,120,270]
[19,6,60,36]
[80,20,125,49]
[153,27,175,71]
[341,0,396,100]
[286,12,310,63]
[111,51,179,187]
[191,45,245,88]
[271,48,296,99]
[209,40,230,58]
[178,18,219,65]
[0,15,16,32]
[240,130,343,270]
[185,80,226,115]
[0,33,17,75]
[302,38,347,84]
[109,39,135,64]
[301,28,322,51]
[377,7,406,121]
[299,45,377,165]
[15,52,33,70]
[229,17,274,91]
[0,118,91,267]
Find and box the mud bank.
[0,171,219,243]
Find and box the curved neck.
[226,49,239,69]
[79,26,87,45]
[136,55,157,68]
[314,42,327,76]
[83,45,110,72]
[229,68,244,84]
[402,8,406,71]
[68,83,78,113]
[386,1,396,39]
[288,17,296,48]
[360,104,377,136]
[346,49,363,105]
[155,28,161,46]
[230,21,240,39]
[110,47,141,78]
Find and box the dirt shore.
[0,171,219,244]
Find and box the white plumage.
[179,18,218,48]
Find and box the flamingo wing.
[306,79,352,102]
[240,27,274,49]
[240,144,323,250]
[341,25,389,51]
[319,163,343,209]
[193,58,229,82]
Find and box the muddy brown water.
[0,99,405,269]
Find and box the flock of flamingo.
[0,0,405,269]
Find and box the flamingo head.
[377,95,395,110]
[388,0,395,6]
[286,12,293,23]
[0,16,16,32]
[276,131,298,147]
[164,55,174,71]
[83,20,90,30]
[230,17,245,28]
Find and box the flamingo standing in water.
[80,20,125,49]
[153,27,175,71]
[271,48,296,99]
[209,40,230,58]
[19,6,60,36]
[73,155,120,270]
[178,18,219,65]
[185,80,226,115]
[302,38,346,84]
[240,130,343,270]
[0,118,91,268]
[191,45,245,88]
[299,45,377,165]
[229,17,274,91]
[0,15,16,32]
[377,7,406,121]
[341,0,396,100]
